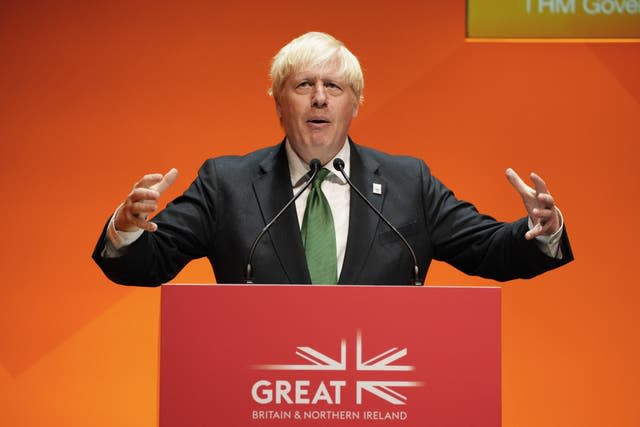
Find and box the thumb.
[152,168,179,195]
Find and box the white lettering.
[558,0,576,12]
[311,381,332,404]
[364,411,408,420]
[294,380,309,404]
[539,0,556,12]
[536,0,576,13]
[583,0,599,13]
[330,380,346,404]
[303,410,361,420]
[602,0,616,13]
[251,380,345,404]
[583,0,640,14]
[251,380,272,404]
[275,380,293,404]
[252,410,292,420]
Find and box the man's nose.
[311,82,327,107]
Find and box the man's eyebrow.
[293,75,314,82]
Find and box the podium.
[160,285,501,426]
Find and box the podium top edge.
[162,283,501,289]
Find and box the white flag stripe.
[370,349,410,368]
[356,330,415,371]
[359,381,424,387]
[379,385,407,401]
[297,346,341,366]
[253,339,346,371]
[294,350,324,366]
[253,364,342,370]
[363,347,398,365]
[357,381,424,404]
[363,387,404,405]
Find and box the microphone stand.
[333,158,422,286]
[245,159,321,284]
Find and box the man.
[92,32,573,286]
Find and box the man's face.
[276,61,359,165]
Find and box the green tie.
[301,168,337,285]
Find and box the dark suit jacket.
[92,140,573,286]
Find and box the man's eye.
[297,81,311,88]
[325,82,343,93]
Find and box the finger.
[129,201,158,215]
[126,211,158,232]
[135,173,164,189]
[505,168,533,198]
[531,207,555,224]
[525,222,543,240]
[530,172,550,196]
[151,168,179,195]
[128,188,161,203]
[536,192,555,209]
[536,220,558,237]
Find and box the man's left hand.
[506,168,561,240]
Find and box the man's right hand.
[114,168,179,232]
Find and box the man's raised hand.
[505,168,561,240]
[114,168,179,232]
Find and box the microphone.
[333,158,422,286]
[245,158,322,284]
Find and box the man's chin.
[289,135,345,163]
[310,142,346,163]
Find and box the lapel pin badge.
[372,183,382,195]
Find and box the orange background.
[1,1,638,426]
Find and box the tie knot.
[313,168,330,188]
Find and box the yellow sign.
[468,0,640,38]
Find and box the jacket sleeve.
[92,160,218,286]
[421,162,573,281]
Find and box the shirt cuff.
[101,204,144,258]
[530,207,564,260]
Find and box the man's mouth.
[307,118,331,131]
[307,119,330,124]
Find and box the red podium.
[160,285,501,426]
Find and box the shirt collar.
[285,138,351,187]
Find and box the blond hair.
[269,32,364,104]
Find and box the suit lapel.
[252,143,311,284]
[338,142,386,284]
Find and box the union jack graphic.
[253,330,424,405]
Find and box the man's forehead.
[289,61,346,81]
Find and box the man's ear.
[275,99,282,118]
[352,101,359,118]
